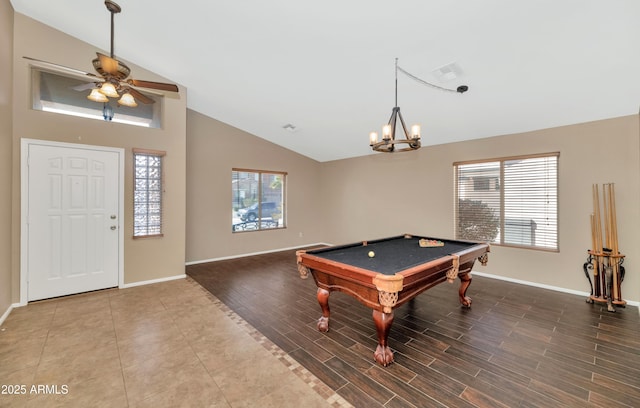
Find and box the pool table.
[296,234,490,366]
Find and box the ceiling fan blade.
[96,52,120,76]
[126,88,155,104]
[23,56,101,79]
[71,82,100,91]
[127,79,179,93]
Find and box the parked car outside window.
[238,201,278,221]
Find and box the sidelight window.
[133,149,165,237]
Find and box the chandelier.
[369,58,469,153]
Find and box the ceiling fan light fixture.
[102,103,114,121]
[87,88,109,102]
[118,92,137,107]
[99,82,119,98]
[28,0,178,111]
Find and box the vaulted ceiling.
[11,0,640,162]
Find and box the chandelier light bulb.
[411,125,421,140]
[382,125,392,140]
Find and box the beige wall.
[10,13,187,302]
[0,0,14,315]
[185,110,324,261]
[320,116,640,303]
[4,4,638,313]
[185,108,639,303]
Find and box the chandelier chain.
[396,65,461,94]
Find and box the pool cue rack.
[583,183,626,312]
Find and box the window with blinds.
[454,153,558,251]
[133,149,165,237]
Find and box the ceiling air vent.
[431,62,464,83]
[282,123,297,132]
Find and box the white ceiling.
[11,0,640,162]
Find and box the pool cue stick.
[591,185,598,298]
[595,184,606,299]
[607,184,616,301]
[592,184,602,298]
[609,184,622,302]
[602,184,610,252]
[589,213,599,297]
[590,214,596,256]
[613,184,623,303]
[608,185,616,296]
[603,184,616,301]
[608,184,615,254]
[594,184,602,252]
[609,184,618,253]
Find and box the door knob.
[110,226,117,230]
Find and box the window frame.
[454,152,559,252]
[232,168,287,233]
[29,65,162,128]
[133,148,166,238]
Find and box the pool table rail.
[297,253,384,311]
[297,242,489,312]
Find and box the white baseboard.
[0,303,21,327]
[185,243,330,266]
[120,274,186,289]
[472,271,640,307]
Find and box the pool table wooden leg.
[458,272,472,307]
[316,288,330,332]
[372,310,394,366]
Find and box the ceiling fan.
[25,0,178,107]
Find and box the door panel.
[27,144,120,301]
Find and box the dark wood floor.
[187,249,640,408]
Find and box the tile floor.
[0,278,351,408]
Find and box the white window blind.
[133,149,165,237]
[454,153,558,251]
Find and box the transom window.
[454,153,558,251]
[232,169,286,232]
[30,67,161,128]
[133,149,165,237]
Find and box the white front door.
[24,141,122,301]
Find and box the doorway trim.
[20,138,125,305]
